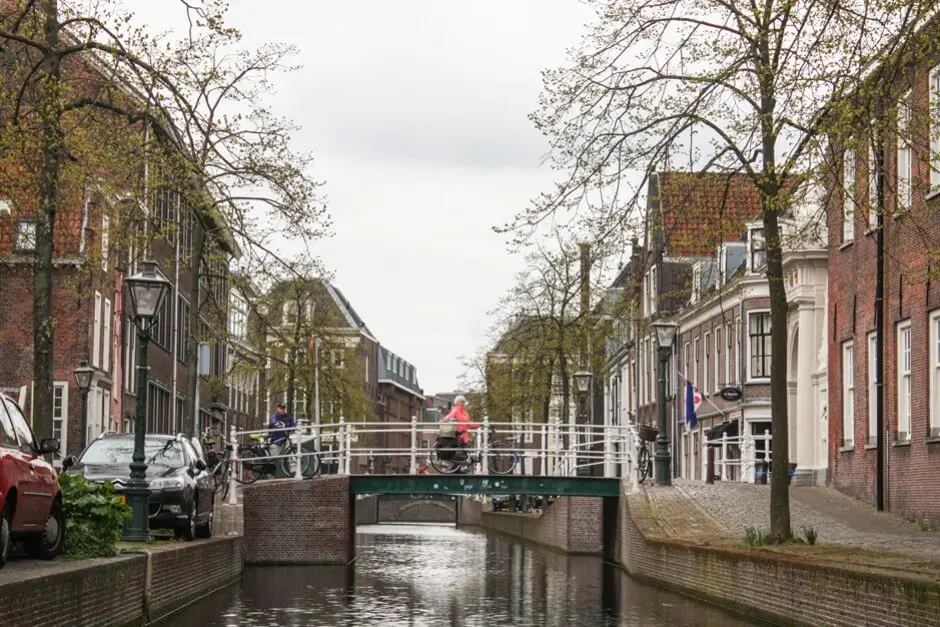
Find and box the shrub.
[59,473,132,559]
[744,526,773,548]
[801,525,819,545]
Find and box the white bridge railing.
[222,417,646,503]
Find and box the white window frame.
[691,264,701,304]
[930,66,940,191]
[842,340,854,448]
[331,349,345,370]
[897,320,912,441]
[746,310,772,382]
[714,327,722,391]
[868,136,879,229]
[649,265,658,314]
[102,298,112,374]
[683,342,690,387]
[931,313,940,437]
[365,354,370,383]
[703,332,711,393]
[92,291,102,368]
[734,318,742,384]
[124,320,137,393]
[748,227,766,273]
[843,147,856,243]
[693,337,701,388]
[868,332,878,446]
[897,92,913,214]
[52,381,69,462]
[100,215,110,271]
[725,322,733,386]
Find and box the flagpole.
[674,369,730,422]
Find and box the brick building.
[375,346,424,474]
[603,171,829,484]
[827,29,940,519]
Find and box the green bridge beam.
[349,474,621,497]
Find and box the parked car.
[0,392,64,568]
[63,433,214,540]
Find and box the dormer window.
[691,264,701,304]
[749,228,766,273]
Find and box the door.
[3,398,50,529]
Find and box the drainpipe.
[170,194,181,433]
[875,146,886,511]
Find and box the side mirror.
[40,438,60,455]
[194,459,207,472]
[62,455,77,470]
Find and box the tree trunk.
[33,1,62,444]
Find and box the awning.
[705,420,738,445]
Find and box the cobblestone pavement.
[643,479,940,565]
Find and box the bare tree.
[500,0,936,539]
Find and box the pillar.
[794,303,817,485]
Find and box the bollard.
[227,425,238,505]
[293,426,303,480]
[338,416,346,475]
[409,415,418,475]
[706,446,715,484]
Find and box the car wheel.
[25,499,65,560]
[196,508,213,539]
[0,506,11,569]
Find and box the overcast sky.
[127,0,593,395]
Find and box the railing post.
[410,415,418,475]
[227,425,238,505]
[540,424,547,476]
[481,416,490,475]
[345,419,352,474]
[721,432,728,481]
[338,416,346,475]
[293,425,303,480]
[604,424,613,478]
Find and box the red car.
[0,392,65,568]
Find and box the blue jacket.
[269,413,296,444]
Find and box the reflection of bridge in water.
[356,494,459,525]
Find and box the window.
[897,321,911,441]
[693,337,701,387]
[691,265,701,304]
[93,291,102,368]
[124,318,137,393]
[703,332,711,393]
[842,341,854,448]
[14,219,36,253]
[293,390,307,420]
[649,265,658,314]
[897,92,912,213]
[331,349,345,370]
[101,215,110,271]
[147,383,172,434]
[0,401,16,447]
[103,298,112,374]
[749,228,766,272]
[748,312,771,379]
[177,297,190,360]
[365,355,370,382]
[843,147,856,242]
[151,291,173,350]
[868,332,878,445]
[868,136,879,229]
[725,323,734,385]
[714,328,722,390]
[931,67,940,191]
[229,293,247,340]
[3,398,36,453]
[931,313,940,437]
[282,301,298,325]
[683,342,690,384]
[52,382,69,459]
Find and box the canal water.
[155,524,760,626]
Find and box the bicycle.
[430,426,520,475]
[238,432,321,483]
[636,424,656,484]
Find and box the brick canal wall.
[480,496,605,555]
[0,537,242,627]
[617,494,940,627]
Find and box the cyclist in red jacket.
[444,395,478,447]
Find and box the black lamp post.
[122,260,171,541]
[652,321,678,486]
[573,370,593,476]
[73,358,94,449]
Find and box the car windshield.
[79,437,186,467]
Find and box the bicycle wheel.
[637,445,651,484]
[430,443,462,474]
[234,446,266,484]
[278,445,321,478]
[487,442,517,475]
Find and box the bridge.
[224,419,637,566]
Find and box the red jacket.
[446,405,478,445]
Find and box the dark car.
[0,392,64,567]
[63,433,214,540]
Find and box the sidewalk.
[637,479,940,580]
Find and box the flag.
[685,381,702,429]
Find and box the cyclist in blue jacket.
[269,403,296,455]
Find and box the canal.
[156,524,760,626]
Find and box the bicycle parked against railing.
[430,426,519,475]
[201,426,320,491]
[636,424,656,484]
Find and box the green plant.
[744,526,773,548]
[59,473,132,559]
[801,525,818,545]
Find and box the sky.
[123,0,595,394]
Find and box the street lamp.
[573,370,593,476]
[651,320,678,486]
[73,359,94,448]
[123,259,171,541]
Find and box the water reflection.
[156,524,760,626]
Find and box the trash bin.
[755,460,768,485]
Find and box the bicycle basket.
[439,419,457,438]
[638,424,658,443]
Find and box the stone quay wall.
[480,496,605,555]
[0,537,243,627]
